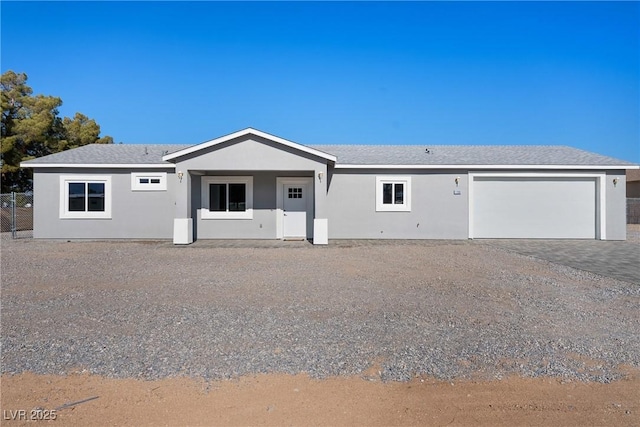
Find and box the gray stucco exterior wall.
[33,168,175,239]
[326,170,469,239]
[606,170,627,240]
[31,166,629,241]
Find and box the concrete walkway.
[480,239,639,284]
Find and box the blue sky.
[1,1,638,162]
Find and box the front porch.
[173,170,329,245]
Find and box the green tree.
[61,113,113,150]
[1,70,113,192]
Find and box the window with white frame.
[59,175,112,219]
[131,172,167,191]
[201,176,253,219]
[376,176,411,212]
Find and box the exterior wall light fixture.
[318,172,324,182]
[177,171,184,183]
[455,177,460,187]
[613,178,619,187]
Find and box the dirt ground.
[2,371,639,426]
[2,228,639,426]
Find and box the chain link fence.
[1,192,34,239]
[628,198,640,225]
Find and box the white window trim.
[131,172,167,191]
[59,175,112,219]
[201,176,253,219]
[376,176,411,212]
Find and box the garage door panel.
[473,177,596,239]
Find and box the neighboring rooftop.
[21,141,637,168]
[627,169,640,182]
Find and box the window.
[209,183,246,212]
[376,176,411,212]
[131,172,167,191]
[201,176,253,219]
[209,183,226,211]
[60,175,112,219]
[288,187,302,199]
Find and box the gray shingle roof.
[22,144,191,165]
[309,145,635,166]
[21,142,635,167]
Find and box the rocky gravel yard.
[1,238,638,383]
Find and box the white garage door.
[471,176,597,239]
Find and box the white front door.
[283,183,308,239]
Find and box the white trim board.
[22,162,635,170]
[468,172,606,240]
[22,163,175,169]
[335,164,635,170]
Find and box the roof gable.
[162,128,336,163]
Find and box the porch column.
[173,169,193,244]
[313,164,329,244]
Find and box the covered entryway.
[162,128,333,245]
[277,177,313,240]
[470,173,604,239]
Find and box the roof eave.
[334,164,638,170]
[20,162,176,169]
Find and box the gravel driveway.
[1,238,638,383]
